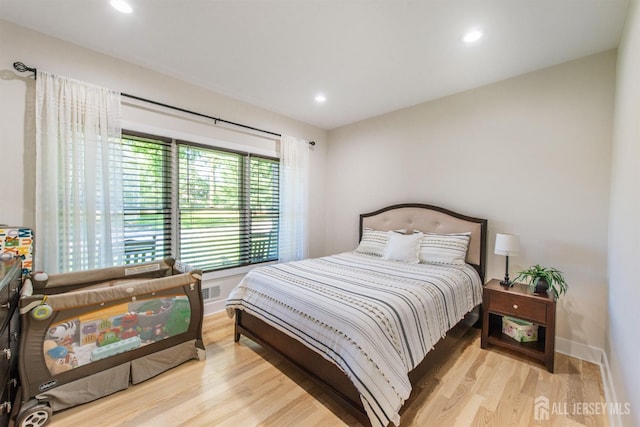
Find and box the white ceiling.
[0,0,630,130]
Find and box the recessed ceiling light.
[463,30,483,43]
[314,94,326,103]
[110,0,133,14]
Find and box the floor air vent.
[202,285,221,301]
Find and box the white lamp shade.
[495,233,520,256]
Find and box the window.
[122,133,173,264]
[121,131,279,272]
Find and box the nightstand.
[481,278,556,372]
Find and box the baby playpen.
[14,258,204,426]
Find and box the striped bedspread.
[225,252,482,427]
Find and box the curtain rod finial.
[13,61,37,76]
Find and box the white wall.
[0,20,328,310]
[326,51,616,352]
[608,0,640,424]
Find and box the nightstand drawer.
[488,292,547,324]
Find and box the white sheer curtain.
[278,135,309,262]
[35,71,124,273]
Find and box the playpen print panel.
[43,295,192,375]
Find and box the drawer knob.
[513,304,518,309]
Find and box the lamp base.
[500,255,511,286]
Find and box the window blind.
[249,156,280,263]
[121,133,173,264]
[178,143,280,271]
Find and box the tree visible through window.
[121,131,279,271]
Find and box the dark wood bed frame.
[234,203,487,426]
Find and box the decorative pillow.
[355,228,405,257]
[418,232,471,265]
[382,232,423,263]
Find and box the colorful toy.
[31,302,53,320]
[82,323,97,334]
[91,337,142,362]
[96,329,121,347]
[164,299,191,336]
[47,320,78,346]
[121,313,139,329]
[81,321,98,345]
[42,340,74,375]
[120,313,140,339]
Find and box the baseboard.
[555,336,602,365]
[599,350,622,427]
[555,337,621,427]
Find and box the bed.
[226,203,487,426]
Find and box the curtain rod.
[12,61,316,146]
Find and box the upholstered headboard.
[359,203,488,281]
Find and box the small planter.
[513,264,567,299]
[533,277,549,294]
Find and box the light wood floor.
[49,311,607,427]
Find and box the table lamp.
[495,233,520,286]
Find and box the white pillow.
[418,232,471,265]
[355,228,405,257]
[382,232,423,263]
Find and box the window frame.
[121,130,280,273]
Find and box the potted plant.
[512,264,568,298]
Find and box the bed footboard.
[234,306,480,427]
